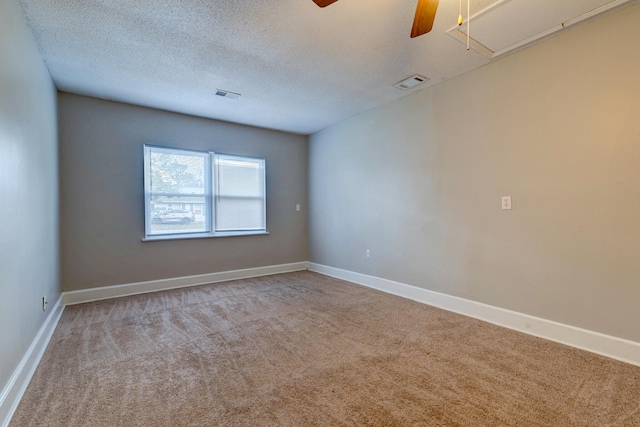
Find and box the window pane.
[215,155,265,231]
[145,146,210,237]
[149,199,207,234]
[149,151,205,195]
[216,197,265,230]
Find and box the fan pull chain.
[467,0,470,50]
[458,0,463,26]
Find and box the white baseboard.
[63,261,309,305]
[5,261,637,427]
[2,261,308,426]
[0,294,64,427]
[308,263,640,367]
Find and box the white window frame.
[143,145,268,241]
[213,153,267,233]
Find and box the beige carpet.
[11,271,640,426]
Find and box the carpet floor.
[10,271,640,426]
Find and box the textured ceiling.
[17,0,634,135]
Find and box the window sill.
[142,230,270,242]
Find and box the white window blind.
[215,155,266,232]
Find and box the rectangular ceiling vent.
[394,74,429,90]
[215,89,241,99]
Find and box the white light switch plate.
[501,196,512,210]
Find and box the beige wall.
[309,4,640,342]
[59,94,308,291]
[0,0,59,409]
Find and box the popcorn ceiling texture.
[16,0,636,134]
[10,271,640,426]
[16,0,496,134]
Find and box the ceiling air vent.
[215,89,241,99]
[394,74,429,90]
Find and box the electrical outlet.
[501,196,512,210]
[42,296,48,312]
[296,204,301,212]
[365,249,371,258]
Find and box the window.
[144,145,266,240]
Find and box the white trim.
[142,230,270,241]
[0,295,64,427]
[63,262,309,305]
[1,262,308,425]
[308,263,640,367]
[561,0,633,28]
[6,260,637,427]
[446,0,634,59]
[447,28,495,57]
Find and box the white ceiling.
[17,0,636,135]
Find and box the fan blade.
[312,0,339,7]
[411,0,439,38]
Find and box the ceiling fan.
[312,0,440,38]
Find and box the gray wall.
[309,4,640,342]
[0,0,59,403]
[59,94,308,291]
